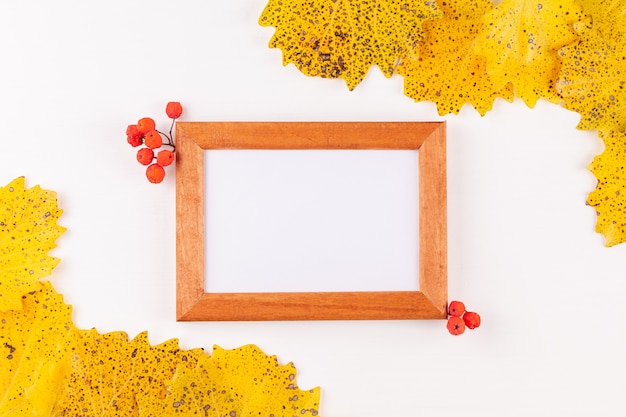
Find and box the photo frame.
[176,122,447,321]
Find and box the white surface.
[204,150,419,292]
[0,2,625,416]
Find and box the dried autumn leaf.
[399,0,514,115]
[474,0,584,107]
[0,281,76,417]
[586,130,626,246]
[555,1,626,133]
[137,344,321,417]
[259,0,441,90]
[53,329,203,417]
[0,177,66,311]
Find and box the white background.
[1,1,625,416]
[205,149,420,293]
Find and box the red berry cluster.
[126,102,182,183]
[446,300,481,336]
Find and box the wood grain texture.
[418,124,447,316]
[177,122,440,150]
[176,122,447,321]
[178,292,443,321]
[175,123,206,319]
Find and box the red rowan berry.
[146,164,166,183]
[448,300,466,317]
[446,316,465,335]
[126,124,142,147]
[144,130,163,149]
[165,102,183,119]
[156,149,175,167]
[136,148,154,166]
[463,311,481,330]
[137,117,156,135]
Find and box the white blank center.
[204,150,419,293]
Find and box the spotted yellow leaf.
[137,344,321,417]
[474,0,584,107]
[576,0,626,39]
[53,329,203,417]
[259,0,441,90]
[556,1,626,132]
[0,281,76,417]
[0,177,66,311]
[586,130,626,246]
[0,179,327,415]
[399,0,514,115]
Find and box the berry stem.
[156,129,176,150]
[168,117,175,143]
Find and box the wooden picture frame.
[176,122,447,321]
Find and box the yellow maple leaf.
[474,0,584,107]
[53,329,203,417]
[399,0,514,115]
[0,281,76,417]
[0,177,66,311]
[259,0,441,90]
[555,1,626,132]
[137,344,321,417]
[586,130,626,247]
